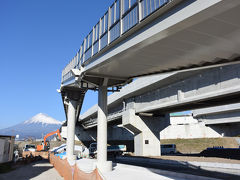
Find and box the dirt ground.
[0,159,63,180]
[16,140,82,150]
[161,137,239,153]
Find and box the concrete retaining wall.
[160,122,222,139]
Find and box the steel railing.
[62,0,170,84]
[81,109,124,129]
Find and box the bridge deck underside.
[85,1,240,81]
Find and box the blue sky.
[0,0,113,128]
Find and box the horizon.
[0,112,63,129]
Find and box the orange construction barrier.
[49,153,103,180]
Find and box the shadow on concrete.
[114,156,240,180]
[0,159,53,180]
[170,148,240,160]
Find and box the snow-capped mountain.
[24,113,62,125]
[0,113,63,140]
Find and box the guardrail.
[81,110,124,129]
[62,0,171,84]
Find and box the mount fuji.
[0,113,63,140]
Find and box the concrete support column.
[123,109,170,156]
[97,85,112,172]
[66,99,77,161]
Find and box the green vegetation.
[161,137,239,153]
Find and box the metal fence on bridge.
[62,0,170,83]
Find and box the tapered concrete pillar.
[66,99,77,161]
[123,109,170,156]
[97,85,112,172]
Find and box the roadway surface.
[0,159,63,180]
[1,157,239,179]
[113,155,240,180]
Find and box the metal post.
[66,99,77,161]
[138,0,142,22]
[108,7,111,44]
[97,80,112,172]
[120,0,123,35]
[99,18,102,51]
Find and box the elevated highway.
[59,0,240,172]
[80,63,240,128]
[77,63,240,156]
[193,103,240,125]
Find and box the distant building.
[0,135,15,163]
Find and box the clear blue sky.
[0,0,114,128]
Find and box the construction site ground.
[153,155,240,164]
[161,137,240,153]
[1,154,240,180]
[8,137,240,179]
[0,159,63,180]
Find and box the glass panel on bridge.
[141,0,169,19]
[116,0,120,21]
[123,5,138,33]
[100,33,108,50]
[110,22,120,43]
[124,0,137,15]
[85,47,92,61]
[151,0,155,12]
[93,41,99,55]
[131,0,137,7]
[123,0,129,14]
[110,0,120,27]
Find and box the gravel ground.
[0,160,63,180]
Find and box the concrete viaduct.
[71,63,240,155]
[59,0,240,172]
